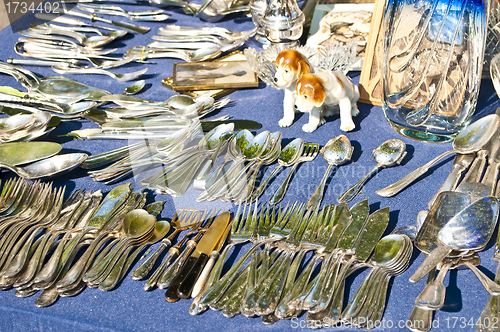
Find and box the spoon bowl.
[339,139,406,203]
[307,135,353,209]
[124,80,146,95]
[0,114,35,134]
[0,153,88,180]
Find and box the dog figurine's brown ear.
[297,74,326,108]
[297,59,310,79]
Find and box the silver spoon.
[0,153,88,180]
[377,114,500,197]
[124,80,146,95]
[307,135,353,210]
[250,138,304,202]
[338,139,406,203]
[415,196,500,310]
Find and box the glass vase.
[382,0,488,142]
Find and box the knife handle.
[165,255,198,302]
[178,253,209,299]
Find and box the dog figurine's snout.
[294,104,298,109]
[274,77,279,82]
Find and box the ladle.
[339,139,406,203]
[0,153,87,180]
[377,114,500,197]
[307,135,353,210]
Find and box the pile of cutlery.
[0,179,169,307]
[125,25,257,62]
[182,200,412,327]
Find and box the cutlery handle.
[158,242,195,289]
[165,254,198,302]
[407,269,436,332]
[427,164,463,210]
[192,251,218,298]
[463,262,500,295]
[307,164,334,210]
[409,245,452,283]
[482,159,500,194]
[376,150,456,197]
[111,20,150,34]
[269,162,300,205]
[131,238,172,280]
[339,165,380,203]
[463,149,488,183]
[178,253,209,299]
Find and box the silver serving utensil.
[414,196,500,310]
[377,114,500,197]
[55,8,151,34]
[0,153,88,180]
[35,13,125,32]
[339,139,406,203]
[307,135,353,210]
[250,138,303,203]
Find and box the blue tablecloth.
[0,6,499,331]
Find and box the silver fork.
[269,143,320,205]
[196,201,283,309]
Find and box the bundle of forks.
[185,200,413,327]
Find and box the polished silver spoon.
[124,80,146,95]
[307,135,353,210]
[339,139,406,203]
[0,153,88,180]
[377,114,500,197]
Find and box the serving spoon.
[377,114,500,197]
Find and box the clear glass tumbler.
[382,0,488,143]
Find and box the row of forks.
[189,200,410,327]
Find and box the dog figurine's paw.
[340,120,355,132]
[279,117,294,127]
[351,107,360,117]
[302,123,318,133]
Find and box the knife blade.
[165,211,231,301]
[55,8,150,34]
[481,108,500,193]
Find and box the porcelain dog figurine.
[274,49,311,128]
[295,71,359,132]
